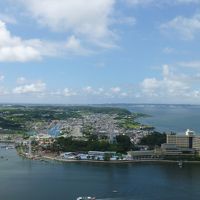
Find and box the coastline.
[17,150,200,164]
[42,156,200,164]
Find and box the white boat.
[76,197,96,200]
[5,145,15,150]
[178,161,183,168]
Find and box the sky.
[0,0,200,104]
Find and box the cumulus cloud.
[0,75,5,81]
[97,88,105,94]
[160,13,200,40]
[110,87,121,93]
[0,46,41,62]
[13,81,46,94]
[81,86,129,97]
[1,0,138,54]
[17,0,116,47]
[63,88,77,97]
[65,36,81,51]
[0,20,41,62]
[141,65,198,99]
[162,64,170,78]
[120,92,128,97]
[82,86,97,95]
[141,78,159,96]
[65,35,91,55]
[0,19,93,62]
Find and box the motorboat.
[178,160,183,168]
[76,197,96,200]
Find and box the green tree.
[139,132,166,149]
[116,135,132,153]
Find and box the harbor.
[1,145,200,200]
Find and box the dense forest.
[49,135,134,154]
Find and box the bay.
[1,148,200,200]
[106,104,200,133]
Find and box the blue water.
[111,104,200,134]
[1,148,200,200]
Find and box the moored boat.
[178,160,183,168]
[76,197,96,200]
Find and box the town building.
[166,129,200,150]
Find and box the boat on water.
[178,160,183,168]
[76,197,96,200]
[6,146,15,150]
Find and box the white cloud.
[63,88,77,97]
[82,86,96,95]
[47,86,130,99]
[0,20,41,62]
[13,81,46,94]
[178,61,200,68]
[98,88,104,93]
[16,77,27,84]
[84,87,105,95]
[141,65,195,99]
[0,75,5,81]
[162,64,170,79]
[0,46,41,62]
[120,92,128,97]
[160,13,200,40]
[17,0,116,47]
[0,20,93,62]
[0,14,17,24]
[110,87,121,93]
[141,78,159,96]
[65,35,91,55]
[80,86,129,97]
[79,86,132,99]
[65,36,81,51]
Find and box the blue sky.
[0,0,200,104]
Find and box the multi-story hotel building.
[167,129,200,150]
